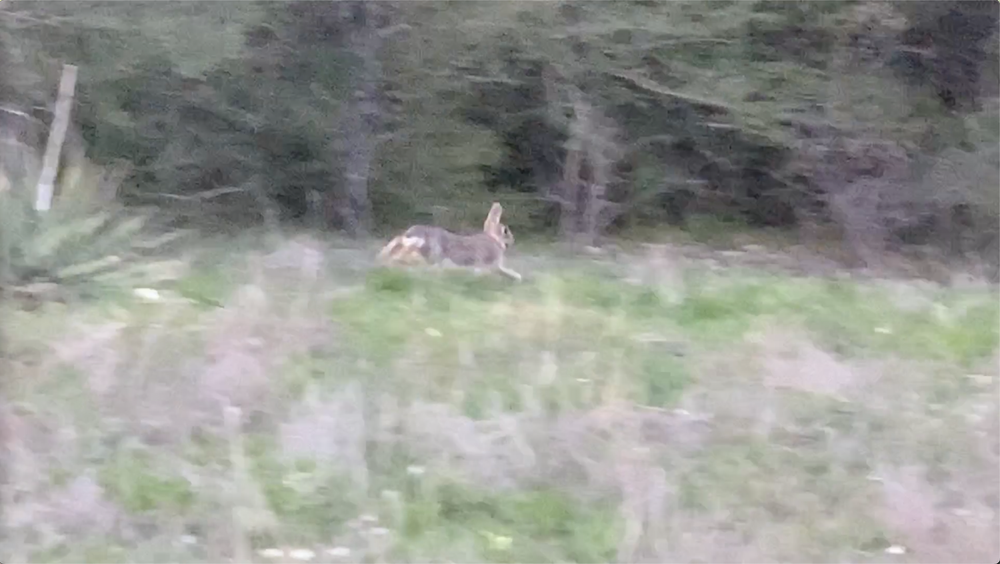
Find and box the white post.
[34,63,78,212]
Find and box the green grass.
[100,447,197,515]
[2,236,997,563]
[396,485,620,563]
[677,436,891,561]
[331,267,693,411]
[337,265,997,387]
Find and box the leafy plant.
[0,155,188,301]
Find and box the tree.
[337,1,384,237]
[0,0,995,272]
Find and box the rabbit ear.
[484,202,504,232]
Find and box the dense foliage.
[1,1,997,266]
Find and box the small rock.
[288,548,316,561]
[258,548,284,559]
[885,545,906,555]
[133,287,161,302]
[326,547,351,558]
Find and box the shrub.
[0,156,188,302]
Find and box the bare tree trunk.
[34,63,77,212]
[553,87,621,248]
[248,175,280,235]
[340,1,382,238]
[569,96,596,248]
[827,181,886,270]
[580,183,604,247]
[557,147,583,241]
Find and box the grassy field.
[1,232,998,563]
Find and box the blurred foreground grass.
[2,233,997,563]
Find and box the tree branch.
[609,71,733,114]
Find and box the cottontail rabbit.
[378,202,522,281]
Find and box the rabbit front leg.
[497,259,522,282]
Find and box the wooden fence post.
[34,63,78,212]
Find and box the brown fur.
[377,202,521,281]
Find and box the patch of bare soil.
[750,328,860,398]
[2,408,122,551]
[279,382,368,488]
[878,465,999,563]
[49,320,125,397]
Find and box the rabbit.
[377,202,522,281]
[377,203,503,266]
[377,224,447,265]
